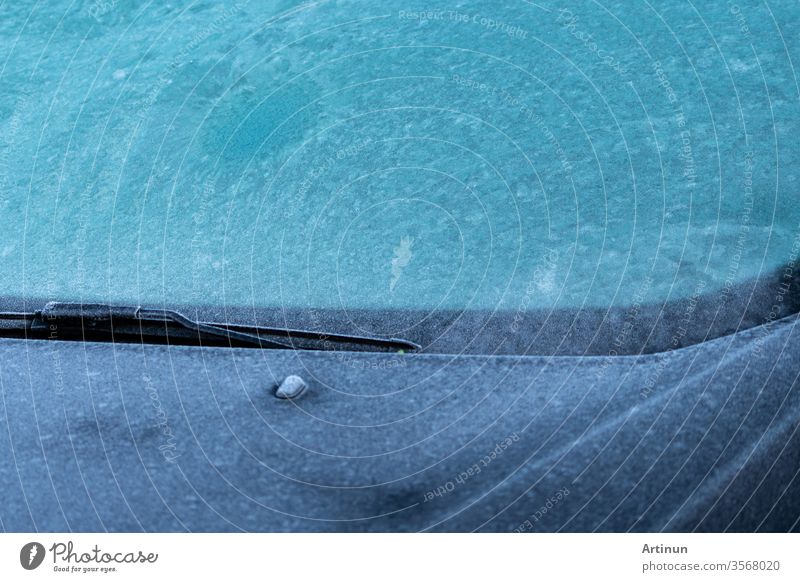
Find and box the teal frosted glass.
[1,1,797,315]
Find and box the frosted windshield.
[1,1,797,316]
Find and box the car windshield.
[1,1,798,351]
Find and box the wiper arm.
[0,302,421,353]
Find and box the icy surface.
[1,1,798,314]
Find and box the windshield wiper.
[0,302,421,353]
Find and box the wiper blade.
[0,302,421,353]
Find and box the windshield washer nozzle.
[275,375,308,399]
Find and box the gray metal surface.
[1,313,798,532]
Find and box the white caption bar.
[1,533,796,581]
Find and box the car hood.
[1,314,798,532]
